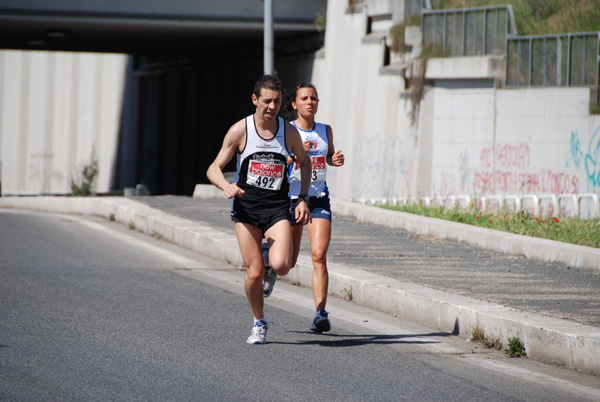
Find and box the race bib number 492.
[247,160,285,190]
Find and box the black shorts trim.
[231,209,290,236]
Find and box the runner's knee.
[246,265,264,284]
[270,255,291,276]
[311,249,327,267]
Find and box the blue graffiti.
[565,131,583,168]
[584,127,600,188]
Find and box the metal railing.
[421,5,517,57]
[506,32,600,88]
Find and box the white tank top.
[232,115,290,214]
[288,121,329,198]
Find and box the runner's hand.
[303,140,312,153]
[332,149,345,166]
[224,182,245,199]
[295,201,312,225]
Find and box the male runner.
[206,75,312,344]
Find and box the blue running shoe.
[262,242,277,297]
[309,311,331,333]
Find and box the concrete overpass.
[0,0,324,54]
[0,0,326,195]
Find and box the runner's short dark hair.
[253,75,283,98]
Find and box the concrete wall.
[414,84,600,199]
[312,0,412,201]
[311,0,600,201]
[0,50,127,194]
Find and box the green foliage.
[380,202,600,249]
[471,326,503,350]
[591,96,600,115]
[314,7,326,32]
[430,0,600,35]
[506,336,527,357]
[70,153,99,197]
[389,15,422,54]
[389,23,407,54]
[341,286,353,301]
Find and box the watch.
[298,194,310,204]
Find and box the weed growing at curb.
[506,336,527,357]
[128,220,136,230]
[71,151,99,196]
[470,326,503,350]
[341,286,353,301]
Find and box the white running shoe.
[309,311,331,333]
[262,242,277,298]
[247,322,268,344]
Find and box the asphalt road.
[1,210,599,401]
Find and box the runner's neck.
[293,117,315,131]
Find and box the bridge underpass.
[0,0,325,195]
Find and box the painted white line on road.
[74,215,212,270]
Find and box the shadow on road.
[271,331,454,347]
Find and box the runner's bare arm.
[206,119,246,199]
[287,124,311,196]
[326,125,344,167]
[286,123,312,223]
[287,140,311,165]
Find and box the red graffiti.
[474,170,579,194]
[479,143,531,170]
[496,143,530,169]
[440,171,457,197]
[475,142,577,195]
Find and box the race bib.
[292,156,327,182]
[247,160,285,190]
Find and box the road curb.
[2,196,599,374]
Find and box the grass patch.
[506,336,527,357]
[71,151,99,197]
[430,0,600,35]
[389,14,422,54]
[341,286,353,301]
[470,326,503,350]
[379,202,600,249]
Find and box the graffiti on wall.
[473,142,580,195]
[440,171,457,196]
[566,131,583,168]
[29,152,63,193]
[458,148,471,194]
[583,127,600,188]
[469,127,600,195]
[565,127,600,191]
